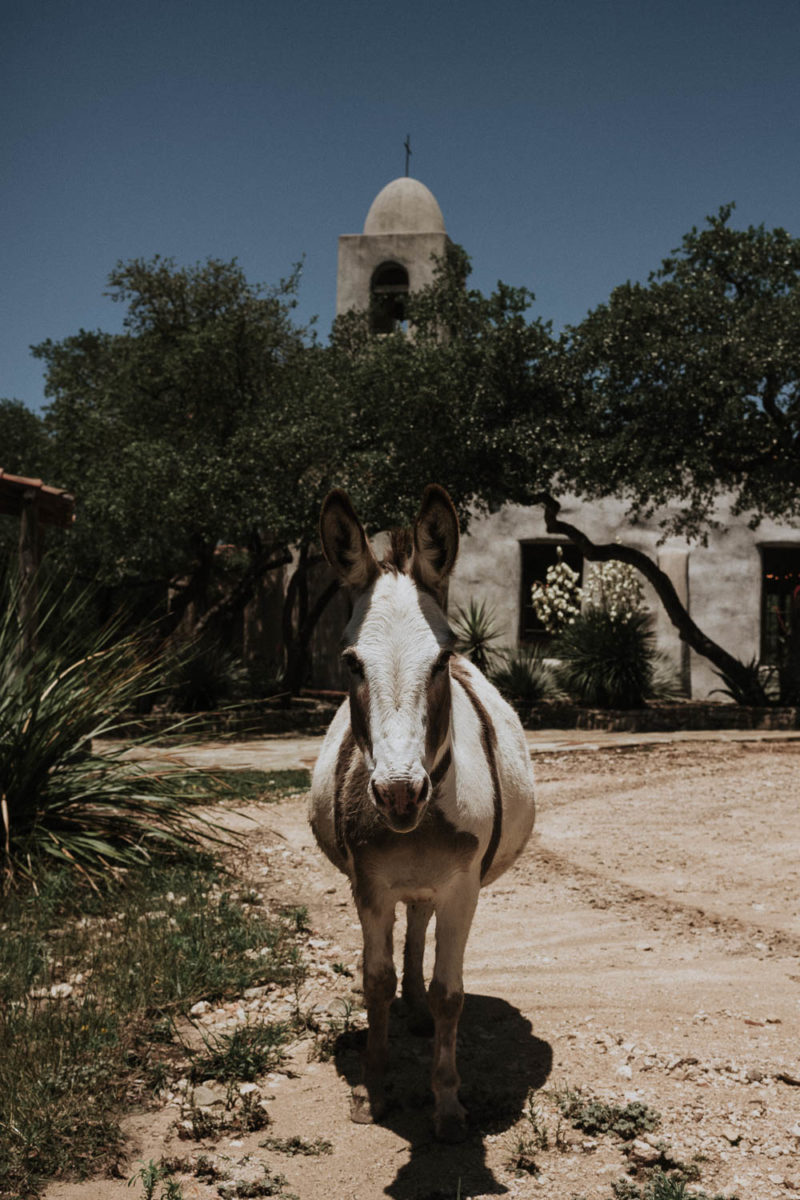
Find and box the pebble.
[629,1139,661,1164]
[189,1000,211,1015]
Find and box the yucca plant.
[553,608,654,709]
[452,598,504,673]
[490,644,555,706]
[0,584,220,886]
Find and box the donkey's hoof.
[435,1110,468,1143]
[350,1084,385,1124]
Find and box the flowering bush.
[582,558,644,623]
[530,548,582,634]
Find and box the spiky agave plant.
[0,585,221,885]
[452,598,504,673]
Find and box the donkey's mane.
[382,527,413,574]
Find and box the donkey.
[309,485,536,1141]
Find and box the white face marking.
[343,572,453,822]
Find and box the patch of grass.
[260,1135,333,1156]
[611,1170,738,1200]
[556,1086,660,1140]
[204,769,311,804]
[0,857,306,1196]
[190,1023,290,1082]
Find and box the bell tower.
[336,177,450,332]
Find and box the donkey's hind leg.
[402,900,434,1035]
[350,897,396,1124]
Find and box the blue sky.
[3,0,800,411]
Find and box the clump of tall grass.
[0,584,220,885]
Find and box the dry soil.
[46,739,800,1200]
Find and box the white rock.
[616,1064,633,1080]
[629,1139,660,1164]
[190,1000,211,1016]
[49,982,73,999]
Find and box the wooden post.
[18,487,41,658]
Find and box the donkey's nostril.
[371,775,430,820]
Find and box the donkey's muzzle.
[370,775,430,833]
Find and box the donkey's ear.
[412,485,460,596]
[320,490,380,591]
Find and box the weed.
[555,1086,660,1140]
[217,1168,298,1198]
[260,1135,333,1156]
[507,1091,552,1174]
[190,1022,290,1082]
[128,1159,184,1200]
[332,961,353,977]
[611,1170,738,1200]
[309,998,357,1062]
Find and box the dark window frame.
[759,544,800,665]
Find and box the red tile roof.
[0,470,75,528]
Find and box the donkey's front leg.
[351,898,396,1124]
[429,874,479,1142]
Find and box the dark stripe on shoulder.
[450,658,502,880]
[334,726,356,861]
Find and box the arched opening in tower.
[369,261,409,333]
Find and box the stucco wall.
[336,232,449,316]
[448,495,800,701]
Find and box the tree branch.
[532,492,768,705]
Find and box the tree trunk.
[532,492,769,706]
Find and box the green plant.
[553,609,656,708]
[0,859,306,1195]
[611,1170,737,1200]
[710,656,763,705]
[452,598,504,672]
[491,644,555,706]
[260,1135,333,1156]
[0,586,223,885]
[190,1023,290,1082]
[128,1159,184,1200]
[555,1087,660,1140]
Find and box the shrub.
[0,586,219,885]
[553,608,655,709]
[491,645,555,706]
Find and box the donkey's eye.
[432,650,453,676]
[342,651,364,679]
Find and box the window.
[760,546,800,665]
[370,261,409,333]
[519,541,583,643]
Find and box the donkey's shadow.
[333,993,553,1199]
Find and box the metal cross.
[404,135,412,177]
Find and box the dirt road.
[48,740,800,1200]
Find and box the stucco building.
[326,177,800,700]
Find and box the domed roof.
[363,177,446,236]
